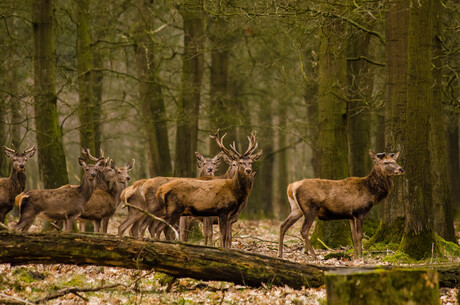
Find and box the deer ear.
[3,146,16,159]
[78,157,87,168]
[391,151,400,161]
[213,151,223,163]
[251,150,263,161]
[369,149,380,162]
[24,146,36,159]
[195,152,205,167]
[222,154,233,165]
[95,158,105,168]
[126,159,135,171]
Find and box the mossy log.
[0,232,457,290]
[326,268,441,305]
[0,231,324,289]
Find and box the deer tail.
[287,182,302,212]
[15,192,29,211]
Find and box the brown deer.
[118,151,223,240]
[14,157,104,232]
[155,130,262,248]
[278,150,404,259]
[0,145,36,225]
[78,149,134,233]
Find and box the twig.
[123,202,179,240]
[316,238,332,251]
[0,222,10,230]
[0,293,36,305]
[34,284,122,304]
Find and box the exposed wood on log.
[0,232,457,289]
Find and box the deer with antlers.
[278,150,404,259]
[14,157,104,232]
[0,145,36,225]
[155,130,262,248]
[78,149,134,233]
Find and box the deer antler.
[211,129,237,159]
[81,148,104,162]
[3,145,16,154]
[242,131,258,157]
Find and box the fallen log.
[0,232,457,289]
[0,231,324,289]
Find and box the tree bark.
[174,1,205,178]
[445,111,460,219]
[430,0,456,243]
[326,269,440,305]
[0,232,457,289]
[77,0,96,153]
[32,0,69,188]
[400,0,439,259]
[369,0,408,246]
[310,9,351,249]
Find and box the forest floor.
[0,214,458,305]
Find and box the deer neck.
[364,167,394,202]
[232,169,253,202]
[10,166,26,194]
[79,175,95,202]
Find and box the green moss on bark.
[365,217,404,249]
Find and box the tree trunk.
[399,0,439,259]
[92,50,103,155]
[369,0,408,246]
[133,2,172,177]
[77,0,96,153]
[310,10,351,249]
[174,0,205,178]
[32,0,69,188]
[249,102,274,218]
[275,102,289,219]
[430,0,456,243]
[208,15,235,160]
[445,111,460,219]
[326,269,440,305]
[0,231,325,289]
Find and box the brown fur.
[0,146,36,224]
[14,158,104,232]
[79,159,134,233]
[278,150,404,259]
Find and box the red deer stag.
[0,145,36,224]
[156,130,262,248]
[78,149,134,233]
[278,150,404,259]
[14,157,104,232]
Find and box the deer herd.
[0,130,404,259]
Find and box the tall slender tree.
[430,0,456,243]
[174,0,205,177]
[310,9,351,249]
[77,0,96,153]
[399,0,439,259]
[369,0,408,246]
[133,1,172,177]
[32,0,68,188]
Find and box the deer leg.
[78,220,86,232]
[101,218,109,233]
[218,214,229,248]
[118,210,141,236]
[203,217,213,246]
[278,207,303,258]
[349,218,359,258]
[300,209,318,259]
[356,218,364,257]
[93,220,101,233]
[179,216,190,242]
[64,216,77,232]
[14,203,40,233]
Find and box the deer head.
[369,150,404,176]
[195,151,223,176]
[212,129,262,176]
[3,145,37,173]
[110,159,134,186]
[78,157,103,181]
